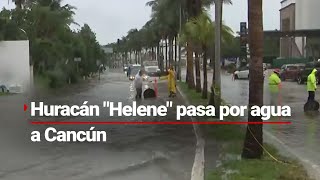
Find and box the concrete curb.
[264,130,320,180]
[176,86,205,180]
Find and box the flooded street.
[181,68,320,177]
[0,70,196,180]
[220,71,320,176]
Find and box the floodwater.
[0,70,196,180]
[182,68,320,178]
[221,71,320,178]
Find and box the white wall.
[0,41,30,93]
[296,0,320,30]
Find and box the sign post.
[74,57,81,73]
[240,22,248,66]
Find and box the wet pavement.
[182,69,320,178]
[0,69,196,180]
[221,71,320,174]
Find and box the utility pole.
[178,3,182,81]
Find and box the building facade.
[280,0,320,58]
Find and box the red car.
[280,64,305,81]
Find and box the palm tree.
[182,11,233,98]
[182,11,209,93]
[185,0,202,89]
[242,0,264,159]
[191,12,214,98]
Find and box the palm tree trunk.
[157,43,160,67]
[135,51,138,64]
[169,37,174,67]
[211,0,222,114]
[187,42,195,88]
[208,50,215,104]
[242,0,264,159]
[195,52,201,93]
[202,48,208,99]
[160,41,164,72]
[165,39,168,71]
[140,51,143,65]
[175,36,178,71]
[151,47,154,60]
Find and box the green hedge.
[272,57,311,68]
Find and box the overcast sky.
[1,0,280,45]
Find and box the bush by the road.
[36,63,81,89]
[47,66,67,88]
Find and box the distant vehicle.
[128,64,142,80]
[143,66,160,82]
[234,66,249,79]
[123,65,128,71]
[144,66,160,77]
[296,61,320,84]
[143,61,158,67]
[234,65,266,80]
[0,83,22,93]
[280,64,305,81]
[9,84,22,93]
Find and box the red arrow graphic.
[24,104,28,112]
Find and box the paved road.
[182,68,320,177]
[0,70,196,180]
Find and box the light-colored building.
[280,0,320,58]
[0,41,31,93]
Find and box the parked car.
[296,61,320,84]
[280,64,305,81]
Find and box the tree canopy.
[0,0,106,87]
